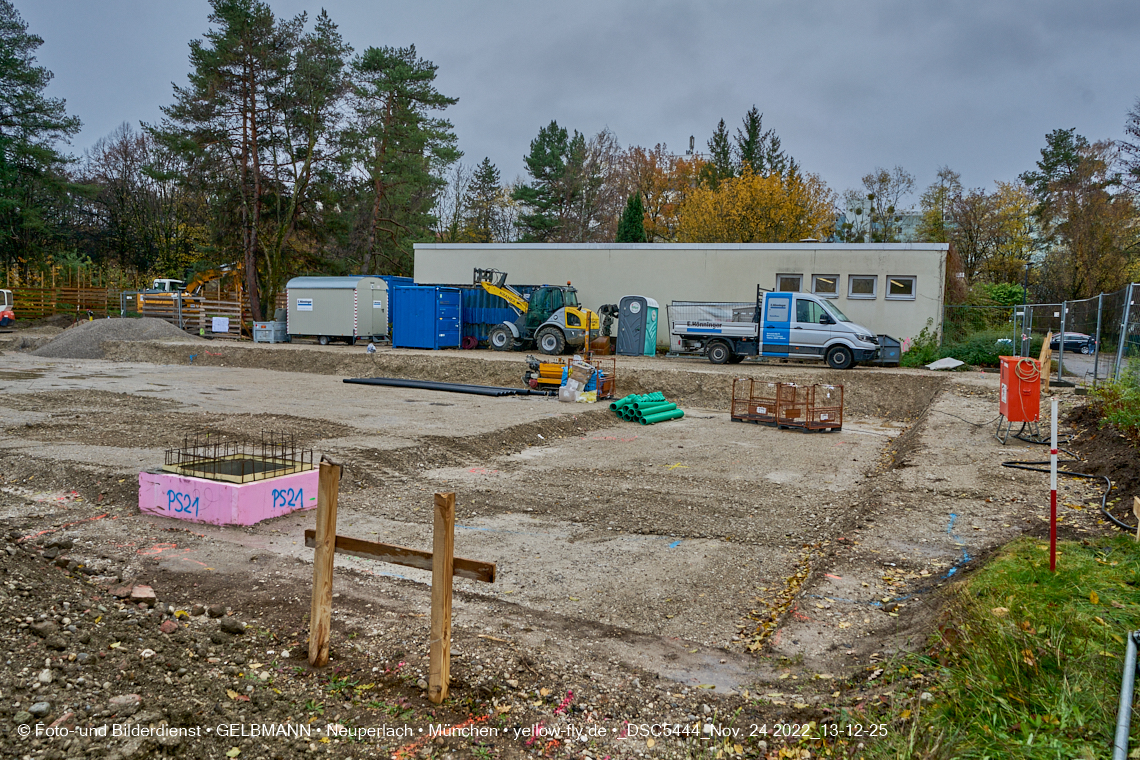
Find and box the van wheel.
[707,342,731,365]
[318,335,329,346]
[536,327,566,355]
[826,345,854,370]
[489,325,514,351]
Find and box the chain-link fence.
[941,284,1138,385]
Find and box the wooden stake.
[1133,496,1140,543]
[428,492,455,704]
[1039,332,1053,392]
[308,461,341,667]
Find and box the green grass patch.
[863,535,1140,759]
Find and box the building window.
[777,274,802,292]
[848,275,877,299]
[887,276,916,300]
[812,275,839,298]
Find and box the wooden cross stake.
[306,475,495,705]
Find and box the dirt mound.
[1068,401,1140,502]
[31,317,200,359]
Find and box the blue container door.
[435,289,462,349]
[392,286,435,349]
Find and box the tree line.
[2,0,1139,314]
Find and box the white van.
[670,288,880,369]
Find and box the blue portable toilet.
[617,295,660,356]
[392,286,462,349]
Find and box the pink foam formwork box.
[138,469,319,526]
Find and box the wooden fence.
[137,293,248,337]
[11,287,122,319]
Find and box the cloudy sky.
[22,0,1140,201]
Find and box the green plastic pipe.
[634,402,677,414]
[640,408,685,425]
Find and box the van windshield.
[821,300,851,322]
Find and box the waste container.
[872,335,901,365]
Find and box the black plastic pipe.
[343,377,554,397]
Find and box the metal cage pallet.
[731,380,843,432]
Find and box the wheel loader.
[474,268,600,355]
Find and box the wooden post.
[1133,497,1140,543]
[428,492,455,704]
[1039,332,1053,392]
[308,461,341,667]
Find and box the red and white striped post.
[1050,397,1058,572]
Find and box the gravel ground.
[0,345,1132,760]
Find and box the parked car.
[1049,332,1096,354]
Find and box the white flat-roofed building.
[414,243,948,347]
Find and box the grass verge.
[860,535,1140,760]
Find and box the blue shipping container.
[391,286,462,350]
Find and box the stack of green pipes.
[608,392,685,425]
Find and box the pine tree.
[463,157,502,242]
[0,0,81,265]
[513,121,571,241]
[346,44,460,274]
[700,119,735,189]
[615,191,647,243]
[735,106,789,176]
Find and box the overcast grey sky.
[21,0,1140,202]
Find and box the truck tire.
[707,342,732,365]
[318,335,329,346]
[536,326,566,355]
[826,345,854,370]
[489,325,514,351]
[727,354,745,364]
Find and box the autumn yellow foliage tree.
[622,144,703,242]
[676,168,835,243]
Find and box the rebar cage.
[163,432,315,483]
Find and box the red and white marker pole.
[1050,397,1058,572]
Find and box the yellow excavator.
[475,268,599,355]
[146,264,241,297]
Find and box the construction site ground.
[0,325,1132,760]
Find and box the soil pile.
[1068,401,1140,506]
[31,318,200,360]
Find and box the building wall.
[413,243,947,347]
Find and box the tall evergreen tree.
[615,191,647,243]
[0,0,82,265]
[513,121,571,242]
[735,106,788,177]
[153,0,301,319]
[463,157,502,242]
[699,119,734,189]
[345,44,460,274]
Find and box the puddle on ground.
[0,370,44,380]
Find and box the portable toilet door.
[641,297,660,356]
[617,295,656,356]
